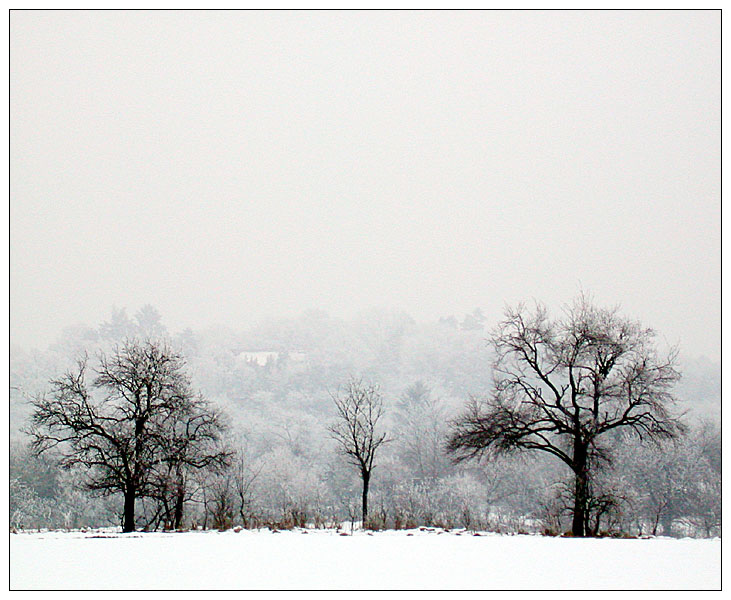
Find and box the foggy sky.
[10,11,720,359]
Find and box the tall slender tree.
[329,378,388,524]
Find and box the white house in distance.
[236,351,307,366]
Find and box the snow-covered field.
[10,527,720,590]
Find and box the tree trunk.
[161,496,172,530]
[173,485,185,530]
[202,488,209,530]
[122,489,136,533]
[571,442,588,537]
[651,511,661,536]
[361,470,370,525]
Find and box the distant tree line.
[10,297,721,537]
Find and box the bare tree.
[328,378,388,524]
[447,295,684,537]
[27,340,229,532]
[146,394,231,530]
[199,444,262,530]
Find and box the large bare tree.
[28,340,229,532]
[329,378,388,524]
[447,295,684,537]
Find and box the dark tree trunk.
[173,485,185,530]
[571,441,588,537]
[161,496,172,530]
[202,488,209,530]
[172,472,185,529]
[361,470,370,525]
[123,489,136,533]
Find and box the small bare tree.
[329,378,388,525]
[146,400,232,530]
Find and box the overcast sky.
[10,10,720,359]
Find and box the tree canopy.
[28,340,229,532]
[447,295,685,536]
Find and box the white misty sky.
[10,10,720,359]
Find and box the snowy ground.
[10,527,721,590]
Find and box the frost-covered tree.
[254,446,327,527]
[447,295,685,537]
[394,382,451,483]
[616,423,721,537]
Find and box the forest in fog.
[9,304,721,538]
